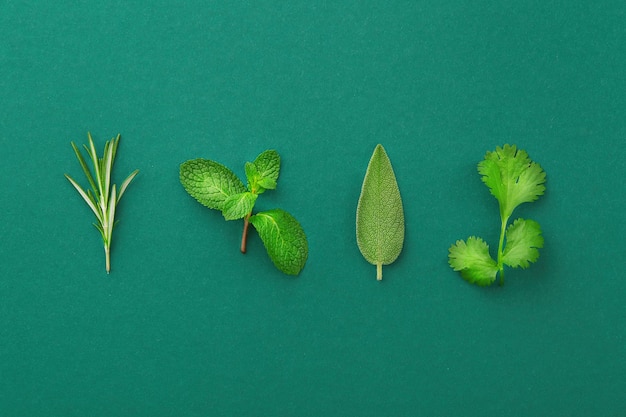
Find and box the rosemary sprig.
[65,133,139,273]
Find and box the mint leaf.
[245,162,261,191]
[449,145,546,286]
[448,237,499,286]
[253,149,280,184]
[222,192,258,221]
[180,159,246,210]
[246,150,280,193]
[356,144,405,280]
[249,209,308,276]
[502,218,544,268]
[257,176,277,190]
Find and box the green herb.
[448,144,546,286]
[179,150,308,276]
[65,133,139,273]
[356,144,405,280]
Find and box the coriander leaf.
[478,144,546,220]
[502,218,544,268]
[249,209,308,275]
[356,144,405,280]
[180,159,246,211]
[222,192,258,221]
[448,237,499,286]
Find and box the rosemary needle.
[65,133,138,273]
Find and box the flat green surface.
[1,1,625,416]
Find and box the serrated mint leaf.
[448,237,499,286]
[222,192,258,221]
[253,150,280,186]
[257,176,277,190]
[502,218,544,268]
[356,144,404,280]
[249,209,308,276]
[244,162,262,193]
[180,159,246,210]
[246,150,280,194]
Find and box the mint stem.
[241,212,252,253]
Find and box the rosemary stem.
[105,245,110,274]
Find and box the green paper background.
[2,1,625,416]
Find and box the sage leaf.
[249,209,308,276]
[179,159,246,210]
[356,144,405,280]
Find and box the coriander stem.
[241,212,252,253]
[497,216,508,285]
[376,262,383,281]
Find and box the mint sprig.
[179,150,308,276]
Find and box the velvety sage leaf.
[179,159,246,211]
[249,209,308,276]
[356,144,405,280]
[222,192,258,221]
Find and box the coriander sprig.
[448,145,546,286]
[65,133,139,273]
